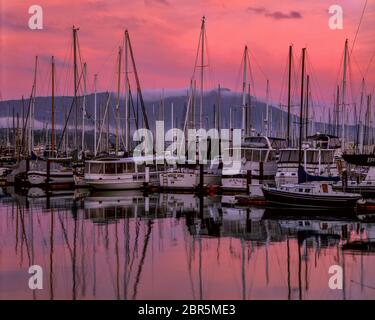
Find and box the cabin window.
[279,150,299,163]
[305,189,310,193]
[267,151,276,161]
[306,151,319,164]
[116,163,123,174]
[90,163,104,174]
[105,163,116,174]
[243,150,268,162]
[299,189,303,192]
[137,164,145,173]
[321,151,334,164]
[271,139,287,149]
[129,162,135,172]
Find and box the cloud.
[247,6,302,20]
[266,10,302,20]
[247,7,267,14]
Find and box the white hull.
[221,177,247,191]
[85,172,159,190]
[159,172,221,189]
[27,170,74,185]
[86,178,145,190]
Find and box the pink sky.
[1,0,374,111]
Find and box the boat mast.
[199,16,205,129]
[94,74,98,156]
[358,78,365,153]
[298,48,306,165]
[341,39,348,151]
[305,74,310,138]
[30,56,38,155]
[51,56,55,154]
[335,85,340,136]
[116,46,122,155]
[124,30,130,152]
[82,62,87,154]
[287,45,292,146]
[216,84,221,131]
[73,26,79,151]
[265,79,270,136]
[126,30,150,131]
[12,107,15,149]
[242,46,248,139]
[65,108,68,154]
[367,94,373,147]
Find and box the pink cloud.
[0,0,373,115]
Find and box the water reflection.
[1,187,375,300]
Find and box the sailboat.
[159,17,222,190]
[220,46,287,192]
[27,56,74,187]
[221,135,281,191]
[262,48,361,210]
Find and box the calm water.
[1,187,375,300]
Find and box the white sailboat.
[159,162,221,190]
[221,135,281,191]
[27,158,74,186]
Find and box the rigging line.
[57,67,85,150]
[291,53,302,111]
[278,49,290,104]
[77,35,85,80]
[364,50,375,78]
[234,49,245,93]
[350,0,368,55]
[333,47,345,105]
[249,50,268,81]
[55,33,72,95]
[204,28,215,91]
[247,52,257,100]
[190,23,203,83]
[348,56,358,115]
[305,55,327,111]
[61,44,73,97]
[351,51,365,80]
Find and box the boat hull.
[342,154,375,166]
[85,179,146,190]
[262,187,360,208]
[159,172,221,190]
[27,170,74,185]
[221,177,247,191]
[332,183,375,196]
